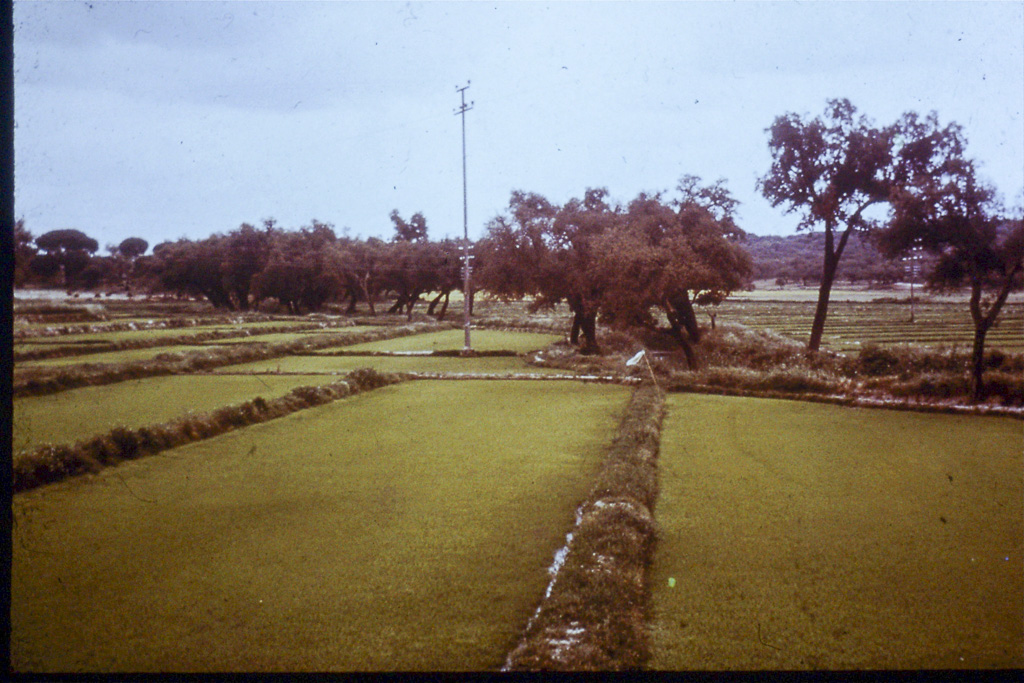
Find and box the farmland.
[12,381,627,671]
[718,285,1024,353]
[10,292,1023,671]
[649,394,1022,670]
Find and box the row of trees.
[13,97,1020,398]
[148,214,465,318]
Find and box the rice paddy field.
[215,354,566,376]
[11,380,628,672]
[11,294,1024,672]
[649,394,1023,670]
[12,374,337,451]
[718,286,1024,352]
[336,328,563,353]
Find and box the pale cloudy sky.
[13,0,1024,250]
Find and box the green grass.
[15,323,242,345]
[11,380,629,672]
[216,354,569,375]
[208,326,378,345]
[15,328,385,368]
[16,344,234,367]
[339,329,562,353]
[15,322,368,350]
[649,393,1023,670]
[12,374,338,451]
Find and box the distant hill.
[742,231,908,286]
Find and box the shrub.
[981,371,1024,405]
[855,344,902,376]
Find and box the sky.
[13,0,1024,251]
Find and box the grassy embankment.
[649,393,1023,670]
[12,380,628,672]
[334,328,564,354]
[12,370,401,493]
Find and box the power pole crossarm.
[455,81,473,352]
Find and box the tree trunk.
[966,268,1020,402]
[809,222,855,352]
[427,292,442,315]
[807,270,836,352]
[672,293,702,343]
[666,313,697,369]
[437,291,450,320]
[570,311,582,345]
[970,325,989,402]
[359,275,376,316]
[578,311,600,355]
[405,290,421,321]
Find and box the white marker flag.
[626,349,646,367]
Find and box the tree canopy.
[477,180,752,359]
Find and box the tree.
[597,180,752,366]
[220,222,274,310]
[758,99,961,350]
[337,237,388,316]
[252,221,342,313]
[879,159,1023,401]
[389,210,429,243]
[13,219,36,287]
[118,237,148,259]
[152,237,235,308]
[34,228,101,288]
[476,189,618,354]
[425,238,463,320]
[35,228,99,255]
[112,237,149,292]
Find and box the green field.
[14,323,369,353]
[217,354,566,375]
[12,374,338,451]
[649,394,1023,669]
[713,299,1024,352]
[16,319,316,341]
[339,329,563,353]
[15,344,236,367]
[11,380,628,672]
[207,326,377,345]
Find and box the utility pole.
[455,81,473,352]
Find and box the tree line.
[13,97,1022,398]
